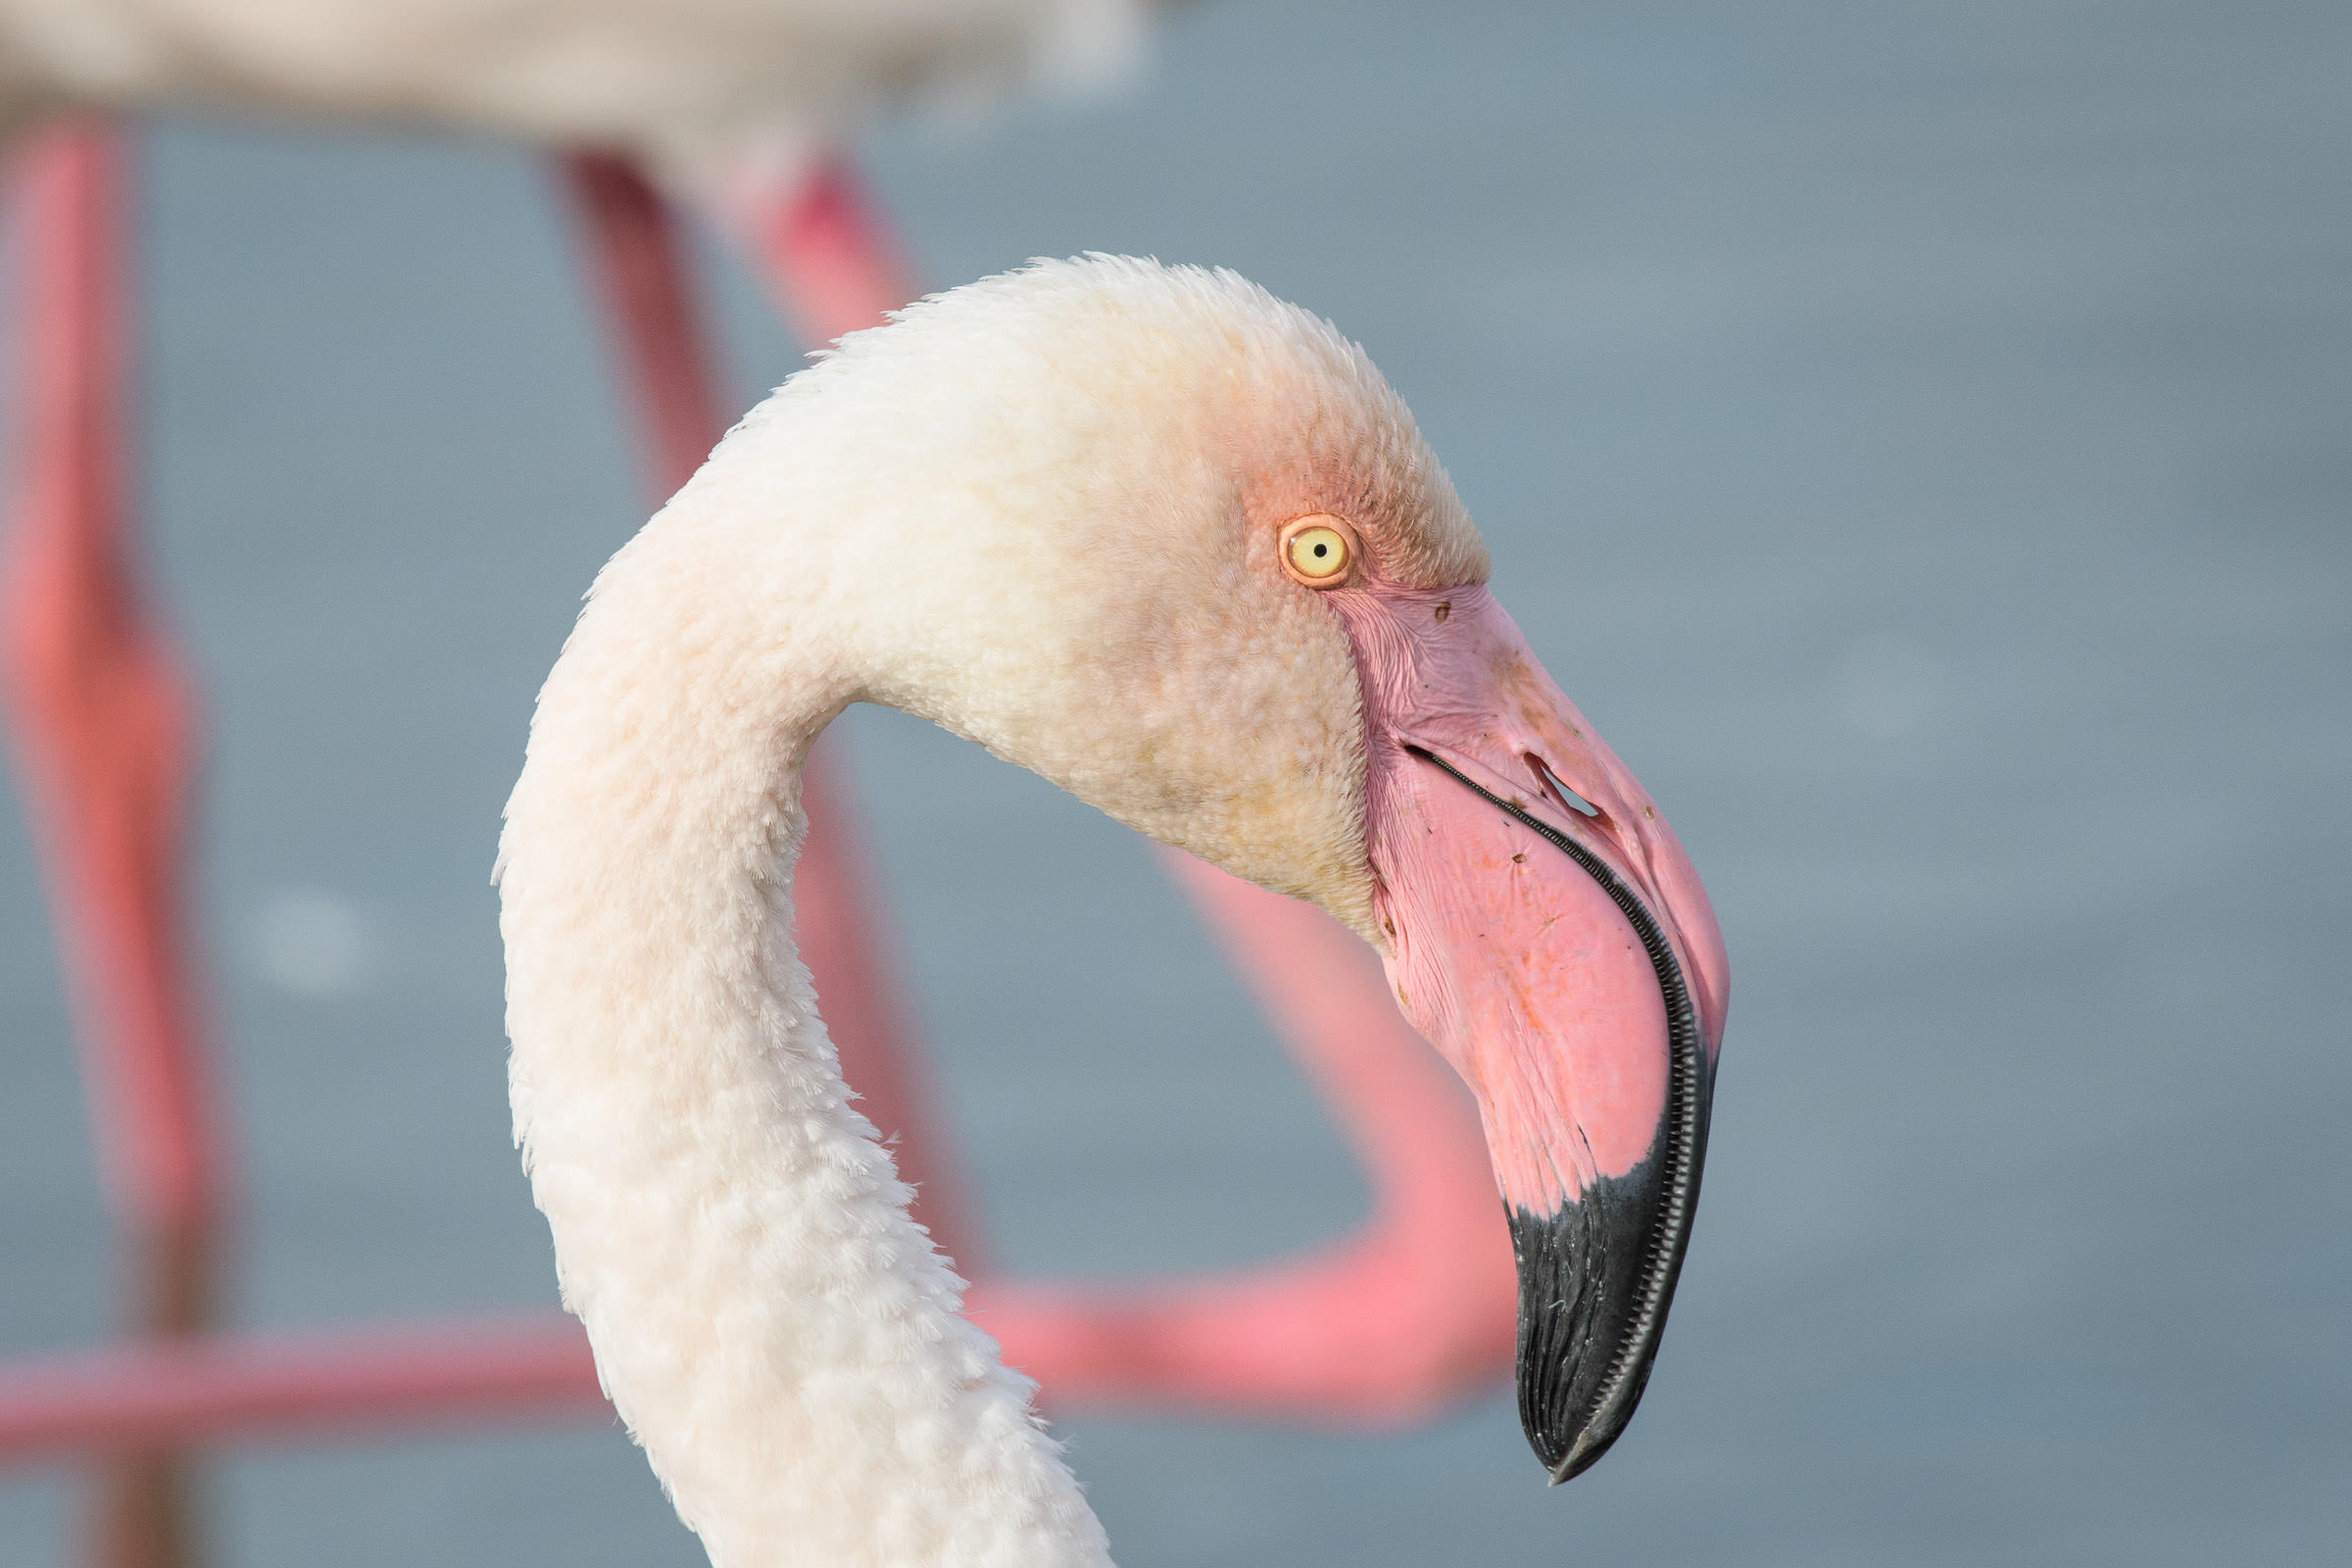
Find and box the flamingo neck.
[497,506,1109,1568]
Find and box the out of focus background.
[2,1,2346,1563]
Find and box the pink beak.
[1332,584,1730,1483]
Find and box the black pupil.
[1312,543,1328,557]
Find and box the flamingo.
[0,5,1528,1565]
[499,255,1732,1563]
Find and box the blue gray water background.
[1,2,2346,1562]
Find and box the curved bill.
[1338,584,1730,1483]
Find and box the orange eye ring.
[1278,514,1361,587]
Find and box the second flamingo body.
[0,0,1145,170]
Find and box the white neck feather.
[497,486,1110,1567]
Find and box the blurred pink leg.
[721,156,1518,1421]
[966,852,1517,1421]
[0,122,225,1568]
[0,1315,606,1464]
[720,157,920,347]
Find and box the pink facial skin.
[1323,583,1729,1218]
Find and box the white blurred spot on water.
[247,888,378,999]
[1832,633,1944,740]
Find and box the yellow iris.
[1286,524,1350,580]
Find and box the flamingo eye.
[1280,515,1356,585]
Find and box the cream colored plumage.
[498,256,1487,1566]
[0,0,1146,173]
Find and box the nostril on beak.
[1532,753,1655,880]
[1530,756,1600,819]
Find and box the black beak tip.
[1547,1439,1602,1488]
[1535,1361,1651,1484]
[1509,1179,1682,1489]
[1524,1353,1647,1486]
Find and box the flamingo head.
[739,256,1730,1482]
